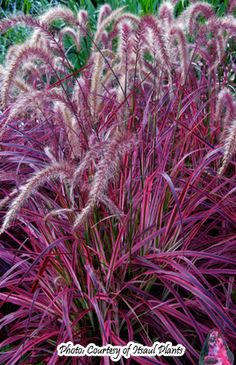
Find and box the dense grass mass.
[0,1,235,365]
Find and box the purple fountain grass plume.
[4,44,21,63]
[207,15,236,41]
[218,119,236,174]
[0,14,49,35]
[220,15,236,36]
[101,194,123,218]
[215,88,235,131]
[38,5,77,26]
[0,89,76,139]
[73,130,136,229]
[55,10,88,50]
[76,9,88,39]
[77,9,88,28]
[209,32,227,72]
[116,23,133,102]
[100,30,109,48]
[93,7,125,50]
[117,22,132,64]
[170,25,188,86]
[54,102,81,159]
[72,77,87,112]
[58,27,81,51]
[141,16,172,89]
[113,13,140,30]
[90,52,105,120]
[1,42,55,108]
[229,0,236,13]
[0,162,75,234]
[159,1,174,26]
[70,148,98,206]
[0,13,78,67]
[97,4,112,27]
[179,2,214,36]
[10,76,32,97]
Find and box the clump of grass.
[0,2,235,365]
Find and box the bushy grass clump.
[0,2,235,364]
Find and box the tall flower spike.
[209,32,226,72]
[90,52,105,120]
[73,131,136,229]
[58,27,81,51]
[116,23,132,102]
[0,89,75,139]
[221,15,236,37]
[215,88,235,130]
[77,10,88,37]
[142,16,172,87]
[97,4,112,27]
[93,7,125,50]
[113,13,140,30]
[54,102,81,159]
[218,120,236,174]
[70,147,102,206]
[170,25,188,86]
[159,1,174,26]
[39,6,77,25]
[0,162,75,234]
[179,2,214,35]
[1,42,55,108]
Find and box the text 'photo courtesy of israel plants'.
[0,0,235,364]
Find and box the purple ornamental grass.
[0,2,235,365]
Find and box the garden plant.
[0,0,236,364]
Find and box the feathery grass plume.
[206,15,236,45]
[93,7,125,50]
[54,102,81,159]
[215,88,235,131]
[179,2,214,35]
[58,27,81,51]
[0,89,75,139]
[0,14,49,35]
[73,77,86,112]
[54,10,88,50]
[218,120,236,174]
[73,130,136,228]
[90,52,105,120]
[159,1,174,26]
[39,6,77,26]
[0,14,77,65]
[229,0,236,13]
[77,10,88,37]
[170,25,188,86]
[116,23,132,102]
[113,13,140,30]
[4,44,22,64]
[1,43,55,108]
[70,148,100,205]
[220,15,236,36]
[98,4,112,27]
[0,162,74,234]
[142,16,172,87]
[209,32,226,72]
[101,194,123,217]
